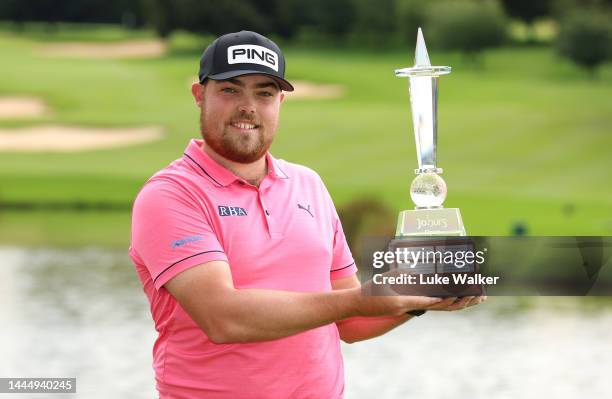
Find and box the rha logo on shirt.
[218,205,248,217]
[227,45,278,72]
[171,235,203,249]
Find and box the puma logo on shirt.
[297,203,314,218]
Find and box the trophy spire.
[396,28,451,174]
[415,28,431,67]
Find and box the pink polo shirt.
[129,139,357,399]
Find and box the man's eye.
[259,91,273,97]
[222,88,236,93]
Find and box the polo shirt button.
[265,210,270,216]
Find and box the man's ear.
[280,91,285,103]
[191,82,204,106]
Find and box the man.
[130,31,485,399]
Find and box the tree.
[500,0,551,24]
[500,0,552,43]
[395,0,428,46]
[141,0,176,37]
[273,0,313,39]
[427,0,508,61]
[557,9,612,76]
[349,0,396,48]
[142,0,273,38]
[0,0,144,26]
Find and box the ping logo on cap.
[227,45,278,72]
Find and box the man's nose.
[237,97,256,114]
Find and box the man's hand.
[356,268,487,315]
[426,295,487,311]
[353,293,447,317]
[332,275,488,343]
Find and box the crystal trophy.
[394,28,465,237]
[386,29,482,297]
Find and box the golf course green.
[0,25,610,247]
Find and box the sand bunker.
[40,40,167,59]
[285,80,344,99]
[0,125,164,152]
[0,97,48,119]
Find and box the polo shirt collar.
[266,149,290,181]
[183,139,289,187]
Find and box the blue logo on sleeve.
[171,235,204,249]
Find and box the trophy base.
[387,236,485,297]
[388,208,483,297]
[395,207,466,237]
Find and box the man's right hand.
[351,288,448,317]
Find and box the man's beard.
[200,109,273,164]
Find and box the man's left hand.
[425,295,487,311]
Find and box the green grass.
[0,26,611,247]
[0,22,157,42]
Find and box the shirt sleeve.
[319,178,357,280]
[329,216,357,280]
[131,179,228,290]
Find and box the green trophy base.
[395,207,466,237]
